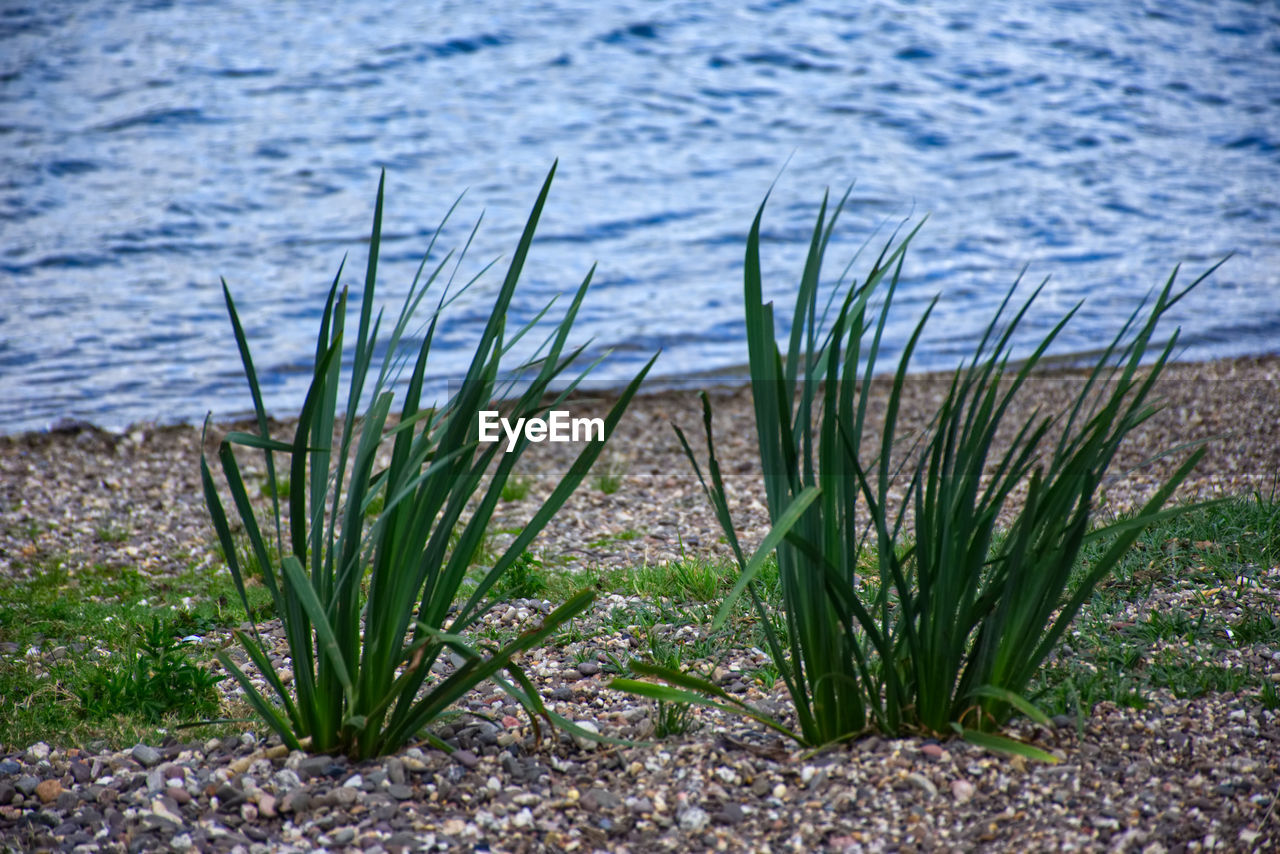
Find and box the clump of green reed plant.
[615,185,1216,759]
[203,164,654,759]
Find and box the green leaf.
[954,723,1060,764]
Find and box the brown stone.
[35,779,62,804]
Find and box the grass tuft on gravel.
[0,558,268,750]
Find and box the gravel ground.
[2,356,1279,853]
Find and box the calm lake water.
[3,0,1278,432]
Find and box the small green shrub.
[203,164,654,759]
[76,618,224,722]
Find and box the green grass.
[613,184,1226,759]
[95,522,131,544]
[630,555,738,602]
[653,699,698,738]
[1028,493,1280,719]
[259,474,291,502]
[501,476,532,502]
[540,553,778,606]
[0,555,269,750]
[587,528,643,549]
[4,494,1273,753]
[1092,488,1280,592]
[594,457,628,495]
[490,551,551,600]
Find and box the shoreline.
[3,354,1278,579]
[10,348,1280,440]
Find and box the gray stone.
[0,782,15,804]
[907,772,938,799]
[332,827,356,845]
[570,720,600,750]
[215,782,247,809]
[131,744,162,768]
[271,768,302,792]
[582,788,622,812]
[297,756,331,780]
[387,784,413,801]
[627,796,653,814]
[385,757,406,786]
[15,775,40,796]
[69,761,91,785]
[279,789,311,814]
[677,806,710,832]
[0,759,23,775]
[576,661,601,677]
[715,803,746,825]
[451,749,480,770]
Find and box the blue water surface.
[2,0,1278,432]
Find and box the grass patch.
[0,556,269,750]
[587,528,643,549]
[490,551,552,600]
[1028,493,1280,718]
[502,476,532,502]
[95,522,131,544]
[594,456,628,495]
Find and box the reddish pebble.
[166,785,191,805]
[921,743,946,759]
[502,715,522,729]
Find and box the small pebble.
[951,779,976,804]
[131,744,162,768]
[678,806,710,832]
[907,772,938,798]
[452,749,480,770]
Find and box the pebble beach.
[1,356,1278,853]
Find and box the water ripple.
[1,0,1277,433]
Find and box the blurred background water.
[2,0,1277,433]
